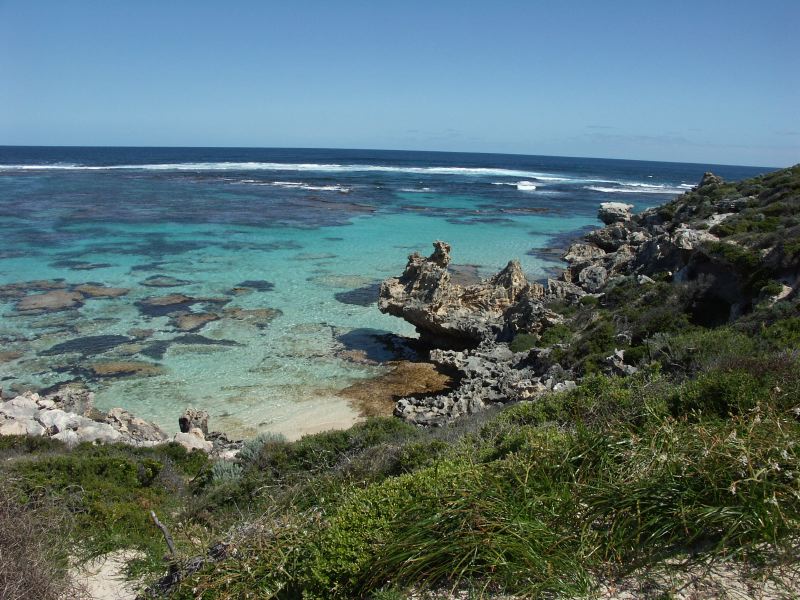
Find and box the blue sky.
[1,0,798,166]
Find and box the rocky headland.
[380,169,799,425]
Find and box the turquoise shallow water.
[0,147,771,437]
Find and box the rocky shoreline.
[379,172,798,425]
[0,383,240,457]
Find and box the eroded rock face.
[378,241,548,347]
[598,202,634,225]
[179,408,209,435]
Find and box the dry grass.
[0,479,88,600]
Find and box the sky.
[1,0,798,167]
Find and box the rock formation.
[0,384,237,455]
[378,241,558,347]
[379,242,574,425]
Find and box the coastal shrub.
[759,280,785,297]
[237,431,286,466]
[480,372,667,441]
[783,236,800,258]
[569,318,617,373]
[365,451,590,598]
[253,418,419,480]
[629,303,694,340]
[645,327,759,375]
[211,460,244,484]
[508,332,537,352]
[538,322,572,346]
[762,316,800,347]
[704,241,762,274]
[5,442,208,561]
[583,412,800,564]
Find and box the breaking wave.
[235,179,351,192]
[0,161,571,179]
[585,183,687,194]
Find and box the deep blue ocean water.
[0,147,772,437]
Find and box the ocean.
[0,147,772,438]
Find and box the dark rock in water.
[335,328,422,363]
[172,334,242,347]
[140,274,192,288]
[74,284,130,298]
[235,280,275,292]
[139,340,171,360]
[0,279,68,301]
[291,252,338,261]
[41,335,132,356]
[129,261,167,273]
[136,294,198,317]
[139,333,241,359]
[127,328,155,339]
[0,351,23,363]
[219,240,303,251]
[334,282,381,306]
[50,259,112,270]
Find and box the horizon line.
[0,144,784,171]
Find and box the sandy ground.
[70,551,143,600]
[271,395,364,441]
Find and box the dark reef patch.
[135,294,198,317]
[172,334,242,347]
[140,275,192,288]
[235,280,275,292]
[335,328,422,363]
[139,340,171,360]
[219,240,303,252]
[40,335,132,357]
[334,282,381,307]
[49,259,113,271]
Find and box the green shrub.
[704,241,761,273]
[509,332,537,353]
[538,323,572,346]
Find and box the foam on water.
[0,161,575,180]
[585,183,689,194]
